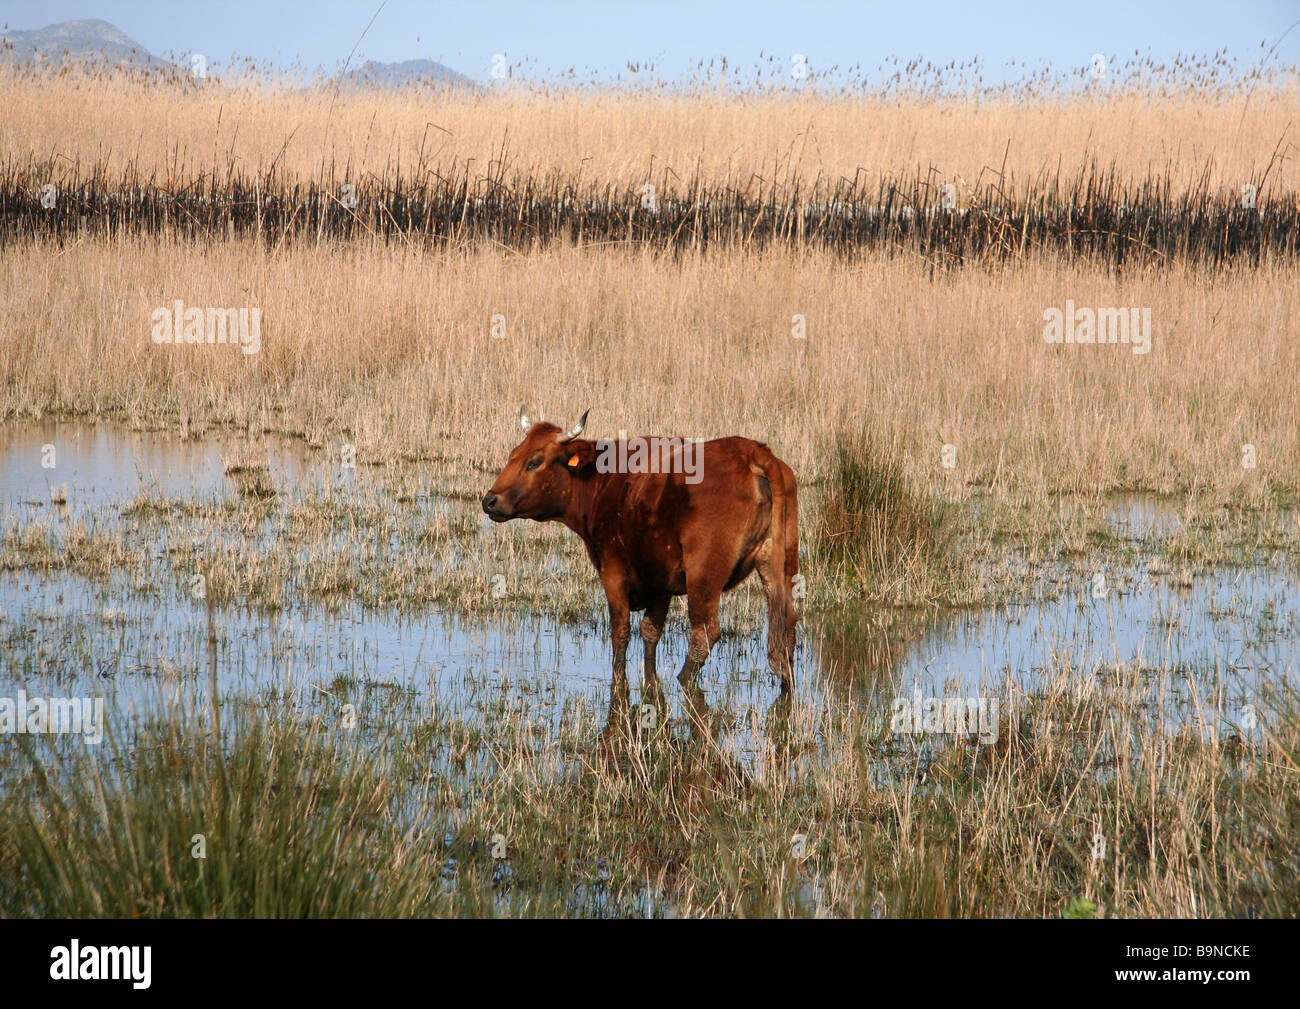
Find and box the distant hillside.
[342,58,481,91]
[0,19,478,89]
[0,18,164,68]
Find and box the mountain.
[343,58,481,91]
[0,18,164,68]
[0,19,478,89]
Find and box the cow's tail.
[759,451,799,686]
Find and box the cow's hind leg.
[677,579,724,688]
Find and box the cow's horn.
[519,406,531,432]
[560,409,589,442]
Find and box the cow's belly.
[625,562,688,607]
[624,539,688,606]
[723,558,758,591]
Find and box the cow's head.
[482,407,596,522]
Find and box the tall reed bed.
[5,237,1297,510]
[3,57,1294,188]
[5,155,1297,265]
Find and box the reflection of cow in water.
[483,408,799,695]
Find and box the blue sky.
[2,1,1297,85]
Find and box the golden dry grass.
[3,64,1296,200]
[4,235,1297,509]
[6,64,1297,513]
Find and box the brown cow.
[482,408,799,695]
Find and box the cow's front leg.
[639,593,671,713]
[600,561,632,688]
[597,667,632,756]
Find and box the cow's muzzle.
[481,493,511,522]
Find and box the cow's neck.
[555,470,609,548]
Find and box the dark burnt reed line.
[4,157,1296,267]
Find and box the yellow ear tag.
[567,454,580,467]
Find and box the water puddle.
[1105,492,1185,538]
[824,565,1296,728]
[0,420,332,514]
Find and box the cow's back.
[600,436,795,600]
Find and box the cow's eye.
[525,455,544,472]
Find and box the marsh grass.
[5,239,1299,524]
[3,59,1294,198]
[817,427,959,600]
[7,156,1297,267]
[0,698,440,917]
[5,61,1298,262]
[1,660,1296,917]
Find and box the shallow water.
[0,420,329,514]
[867,565,1296,690]
[1,421,1295,768]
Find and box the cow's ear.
[561,440,597,477]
